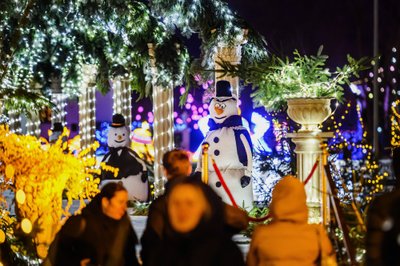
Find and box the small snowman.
[101,114,149,201]
[195,80,253,209]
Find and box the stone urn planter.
[286,98,333,132]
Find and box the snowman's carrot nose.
[214,106,224,115]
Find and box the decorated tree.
[0,125,110,262]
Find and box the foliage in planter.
[128,201,151,216]
[217,46,369,111]
[242,205,270,239]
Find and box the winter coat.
[140,176,248,265]
[246,176,334,266]
[366,189,400,266]
[45,195,139,266]
[143,178,245,266]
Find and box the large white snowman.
[196,80,253,209]
[101,114,149,201]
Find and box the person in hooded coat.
[246,175,335,266]
[147,178,245,266]
[45,183,139,266]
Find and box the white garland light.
[8,110,22,134]
[112,75,132,129]
[148,43,174,196]
[79,65,97,156]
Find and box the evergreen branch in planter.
[217,46,370,112]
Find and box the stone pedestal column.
[288,132,333,224]
[148,43,174,197]
[214,30,247,99]
[286,98,334,224]
[79,65,97,155]
[112,76,132,129]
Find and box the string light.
[79,65,97,157]
[112,76,132,129]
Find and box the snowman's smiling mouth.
[115,140,125,143]
[215,116,227,120]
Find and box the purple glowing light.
[138,106,144,113]
[135,114,141,121]
[187,94,194,103]
[173,112,178,118]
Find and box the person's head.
[100,182,128,220]
[162,149,192,180]
[167,181,211,233]
[270,175,308,223]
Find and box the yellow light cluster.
[391,99,400,147]
[0,125,101,258]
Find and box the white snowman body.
[196,81,253,209]
[101,124,149,201]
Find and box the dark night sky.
[226,0,400,66]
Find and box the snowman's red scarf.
[207,115,253,167]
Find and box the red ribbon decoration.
[211,158,239,208]
[211,157,320,223]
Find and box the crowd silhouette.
[42,148,400,266]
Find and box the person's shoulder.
[61,215,87,237]
[148,196,167,215]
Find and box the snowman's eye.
[220,103,226,109]
[123,133,125,136]
[115,133,117,136]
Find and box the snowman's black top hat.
[51,122,63,132]
[215,80,234,98]
[111,114,126,128]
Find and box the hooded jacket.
[45,195,139,266]
[246,176,334,266]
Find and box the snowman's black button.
[214,150,220,156]
[216,181,221,187]
[213,137,219,143]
